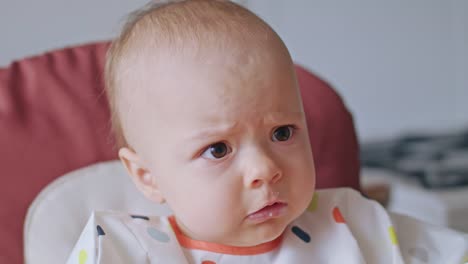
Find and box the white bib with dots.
[67,188,468,264]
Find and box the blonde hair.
[105,0,279,148]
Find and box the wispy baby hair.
[105,0,278,148]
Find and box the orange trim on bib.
[168,216,283,255]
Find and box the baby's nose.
[243,151,283,188]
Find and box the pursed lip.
[246,201,288,223]
[248,198,286,215]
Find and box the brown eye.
[201,142,230,159]
[272,125,293,142]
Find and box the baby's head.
[106,0,315,247]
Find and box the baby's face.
[122,46,315,246]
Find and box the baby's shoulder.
[90,210,169,222]
[314,187,369,201]
[294,187,387,225]
[307,187,381,211]
[281,188,399,263]
[67,211,184,263]
[287,188,468,263]
[87,210,173,237]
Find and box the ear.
[118,147,165,203]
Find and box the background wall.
[1,0,466,141]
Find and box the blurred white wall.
[249,0,468,141]
[0,0,148,63]
[1,0,466,141]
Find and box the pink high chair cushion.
[0,42,359,263]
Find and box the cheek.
[288,148,315,192]
[277,135,315,178]
[166,172,244,238]
[191,190,238,225]
[295,163,315,208]
[279,141,316,206]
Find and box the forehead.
[116,28,302,150]
[142,47,300,120]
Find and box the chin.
[252,218,289,245]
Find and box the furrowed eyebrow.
[263,111,305,124]
[185,112,305,141]
[187,122,238,141]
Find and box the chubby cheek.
[167,176,243,242]
[295,168,315,208]
[194,196,239,239]
[283,147,316,215]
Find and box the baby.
[67,1,467,263]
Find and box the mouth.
[247,201,288,223]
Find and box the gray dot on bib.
[147,227,170,243]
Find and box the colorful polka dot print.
[70,191,467,263]
[307,193,319,212]
[388,226,398,245]
[291,226,311,243]
[78,249,87,264]
[332,207,345,223]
